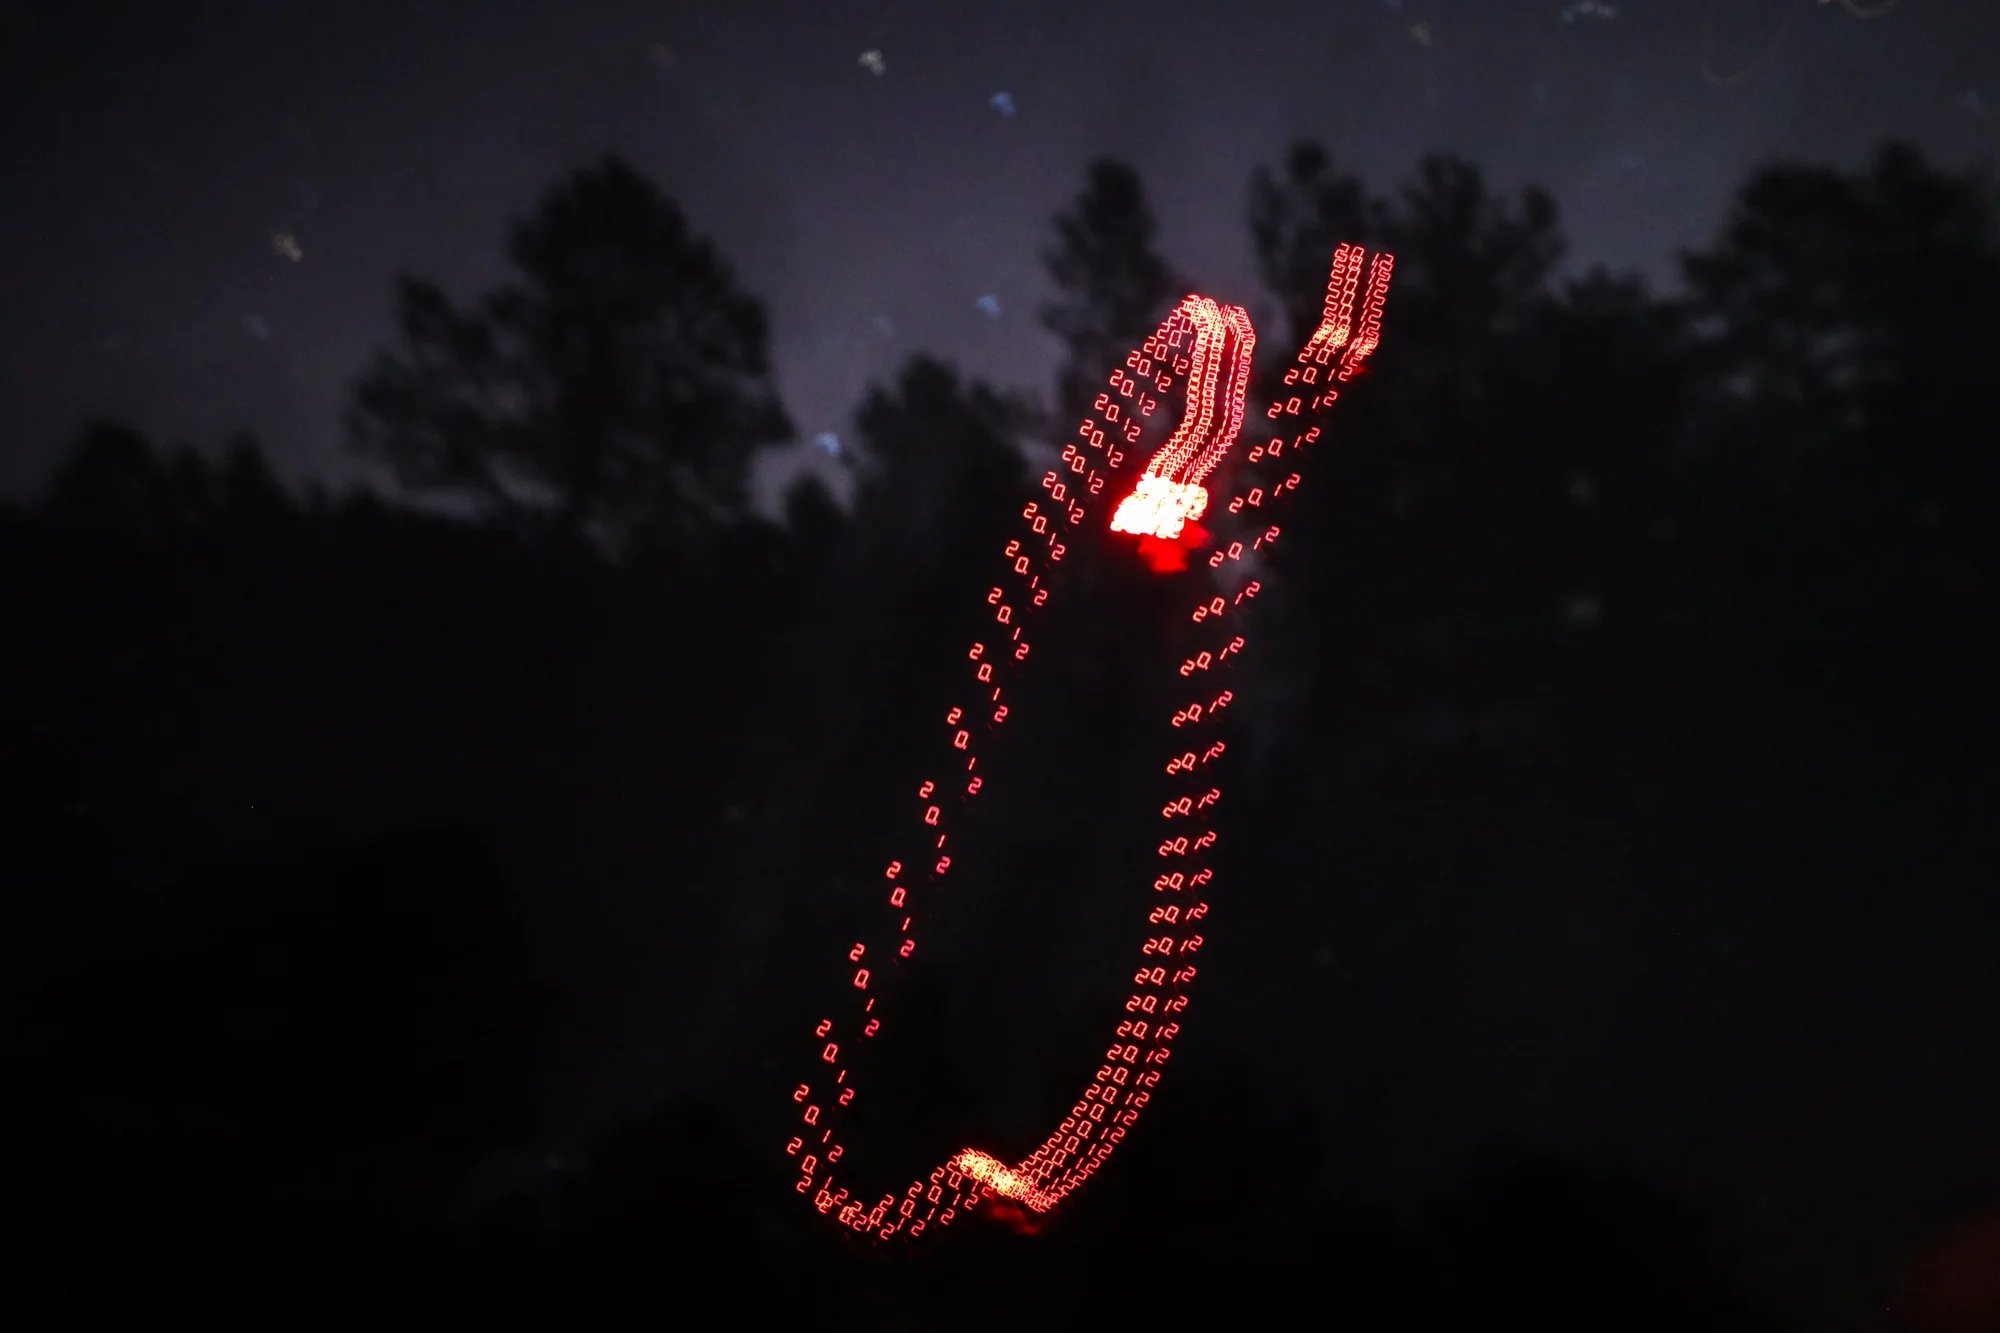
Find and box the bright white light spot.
[952,1149,1053,1211]
[1110,475,1208,540]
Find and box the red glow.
[785,245,1392,1241]
[1135,519,1210,574]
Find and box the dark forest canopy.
[4,141,1997,1330]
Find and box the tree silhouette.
[849,355,1033,583]
[1244,143,1580,706]
[1661,138,2000,847]
[780,354,1032,875]
[1041,159,1184,424]
[1033,160,1191,624]
[1681,141,2000,530]
[347,155,793,546]
[1251,143,1562,371]
[44,422,297,555]
[1249,142,1395,353]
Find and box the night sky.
[2,0,1993,508]
[6,2,2000,1327]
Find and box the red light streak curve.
[1108,296,1255,544]
[785,244,1394,1240]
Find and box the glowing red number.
[784,244,1392,1239]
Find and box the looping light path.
[786,243,1394,1240]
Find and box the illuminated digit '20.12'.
[786,243,1394,1239]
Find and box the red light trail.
[1108,295,1255,545]
[785,243,1393,1240]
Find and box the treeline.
[2,142,1995,1329]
